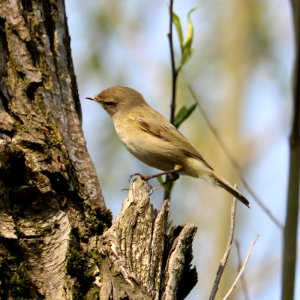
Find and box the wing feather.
[132,111,214,171]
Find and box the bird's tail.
[210,173,250,208]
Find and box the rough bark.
[99,178,197,300]
[0,0,109,298]
[0,1,197,299]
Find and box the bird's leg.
[130,166,182,194]
[130,168,180,181]
[150,172,180,192]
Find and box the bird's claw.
[129,173,144,182]
[129,173,152,182]
[128,173,156,194]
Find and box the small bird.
[87,86,249,207]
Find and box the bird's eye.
[105,101,115,107]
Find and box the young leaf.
[181,46,193,66]
[184,8,196,48]
[181,8,196,66]
[172,11,184,51]
[174,103,198,128]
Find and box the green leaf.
[172,12,183,51]
[174,103,198,128]
[181,8,196,66]
[184,8,196,48]
[181,46,193,66]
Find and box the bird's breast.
[112,114,182,171]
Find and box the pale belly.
[114,121,181,171]
[123,135,180,171]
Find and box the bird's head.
[86,86,146,117]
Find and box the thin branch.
[222,236,259,300]
[209,197,237,300]
[186,82,283,230]
[235,241,250,300]
[168,0,178,124]
[282,1,300,298]
[165,0,178,199]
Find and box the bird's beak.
[86,96,97,101]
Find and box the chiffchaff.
[87,86,249,207]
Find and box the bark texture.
[0,1,197,299]
[0,0,109,298]
[99,178,197,300]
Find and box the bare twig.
[235,241,250,300]
[168,0,178,124]
[282,1,300,299]
[209,197,237,300]
[186,82,283,229]
[164,0,178,199]
[222,236,259,300]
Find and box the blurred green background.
[66,0,296,299]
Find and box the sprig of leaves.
[172,9,197,130]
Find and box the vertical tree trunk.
[0,1,197,299]
[0,0,109,298]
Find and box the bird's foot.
[129,171,180,195]
[129,173,152,182]
[148,183,162,193]
[129,173,154,193]
[130,169,180,182]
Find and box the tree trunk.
[0,1,197,299]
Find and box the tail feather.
[210,174,250,208]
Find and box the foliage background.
[66,0,296,299]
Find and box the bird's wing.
[132,111,214,171]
